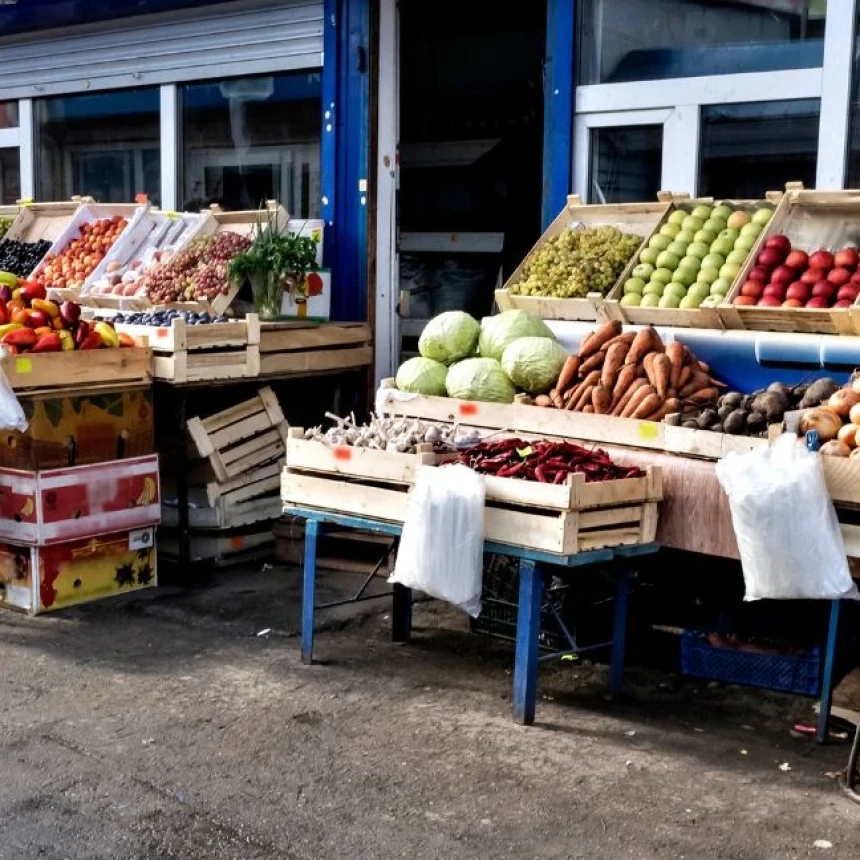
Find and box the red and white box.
[0,455,160,546]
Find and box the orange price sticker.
[230,536,246,550]
[459,402,478,417]
[155,328,169,338]
[333,446,352,461]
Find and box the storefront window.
[578,0,826,84]
[0,148,20,205]
[844,6,860,187]
[36,88,160,204]
[698,100,820,198]
[180,72,321,216]
[589,126,662,203]
[0,102,18,129]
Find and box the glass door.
[0,101,21,207]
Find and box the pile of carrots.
[535,320,723,420]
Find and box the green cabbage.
[445,358,516,403]
[478,310,556,360]
[501,337,569,394]
[418,311,480,364]
[395,357,448,396]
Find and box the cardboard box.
[0,455,160,546]
[0,387,154,471]
[280,269,331,321]
[0,527,156,615]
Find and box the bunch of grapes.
[143,231,251,303]
[0,216,12,241]
[510,226,641,299]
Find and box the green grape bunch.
[509,225,641,299]
[0,216,12,241]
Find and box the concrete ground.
[0,564,858,860]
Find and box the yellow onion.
[838,423,859,448]
[827,388,860,417]
[820,440,851,457]
[799,407,843,442]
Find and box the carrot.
[602,332,635,352]
[549,388,564,409]
[632,392,664,420]
[647,397,680,422]
[563,382,581,410]
[555,354,580,393]
[686,387,719,403]
[622,384,657,418]
[535,394,552,407]
[652,353,671,400]
[573,384,595,412]
[577,369,601,391]
[709,376,727,389]
[592,384,612,415]
[578,320,622,359]
[583,405,594,414]
[698,360,711,374]
[643,352,658,386]
[610,364,638,409]
[679,371,712,400]
[625,326,662,366]
[579,350,605,377]
[612,378,648,416]
[665,342,686,390]
[601,341,629,389]
[677,364,692,390]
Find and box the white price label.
[129,527,154,551]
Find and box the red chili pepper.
[535,465,548,483]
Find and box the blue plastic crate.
[681,630,821,697]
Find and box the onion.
[820,440,851,457]
[828,388,860,417]
[838,423,858,448]
[799,407,844,442]
[851,377,860,395]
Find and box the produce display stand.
[2,198,90,245]
[494,195,670,322]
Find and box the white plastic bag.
[375,381,417,419]
[0,357,27,433]
[390,464,485,617]
[716,433,858,601]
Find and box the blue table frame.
[288,506,660,725]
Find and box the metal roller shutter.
[0,0,323,99]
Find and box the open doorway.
[396,0,547,354]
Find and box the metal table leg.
[817,598,841,743]
[609,564,630,695]
[392,584,412,642]
[301,519,319,665]
[512,558,543,725]
[175,390,191,572]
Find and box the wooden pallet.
[161,494,282,530]
[258,321,373,376]
[187,387,288,482]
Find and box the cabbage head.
[445,358,516,403]
[478,310,555,360]
[395,357,448,396]
[501,337,569,394]
[418,311,480,364]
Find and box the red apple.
[834,300,854,308]
[809,249,835,270]
[786,282,810,302]
[758,295,782,307]
[828,268,852,286]
[757,248,784,269]
[771,265,795,286]
[835,248,859,270]
[741,280,765,299]
[801,268,826,285]
[783,298,804,308]
[748,266,770,282]
[837,285,860,302]
[785,249,809,270]
[763,284,786,299]
[765,235,792,256]
[851,271,860,285]
[806,296,830,308]
[733,295,757,306]
[812,280,836,299]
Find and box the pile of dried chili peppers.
[457,438,643,484]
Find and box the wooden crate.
[258,321,372,376]
[662,425,768,460]
[162,494,282,530]
[152,345,260,383]
[720,187,860,335]
[2,199,86,244]
[603,190,785,329]
[1,347,151,393]
[494,194,670,321]
[187,387,288,482]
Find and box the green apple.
[649,233,671,251]
[740,222,762,238]
[712,204,733,222]
[710,237,735,258]
[656,251,680,270]
[680,294,703,309]
[671,267,696,287]
[668,240,689,258]
[698,266,719,285]
[660,223,681,239]
[620,293,641,307]
[691,205,713,221]
[686,241,711,261]
[710,278,732,296]
[702,252,725,271]
[694,229,717,246]
[668,210,688,226]
[651,267,673,285]
[679,255,701,272]
[665,282,688,299]
[659,293,682,308]
[726,248,748,267]
[703,217,727,235]
[675,229,696,246]
[640,293,660,308]
[639,247,660,266]
[700,296,717,308]
[681,215,704,233]
[718,227,740,244]
[632,263,654,281]
[727,210,751,230]
[688,282,711,300]
[719,262,740,281]
[734,233,757,253]
[643,281,664,296]
[623,277,645,295]
[752,207,773,225]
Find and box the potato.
[799,378,839,410]
[752,391,788,422]
[723,410,748,435]
[697,409,718,429]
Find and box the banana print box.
[0,528,157,615]
[0,455,160,546]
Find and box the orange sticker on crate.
[459,402,478,417]
[333,446,352,461]
[230,536,245,549]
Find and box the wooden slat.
[479,474,572,510]
[259,345,373,376]
[578,505,644,529]
[2,347,151,391]
[258,322,371,353]
[282,471,408,523]
[204,461,283,506]
[220,428,285,467]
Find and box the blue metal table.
[288,506,660,725]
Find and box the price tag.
[333,446,352,461]
[128,527,153,550]
[230,536,246,550]
[16,197,33,207]
[165,211,178,221]
[638,422,659,440]
[458,402,478,417]
[516,446,533,459]
[15,357,32,375]
[135,193,149,204]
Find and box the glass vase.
[249,270,291,320]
